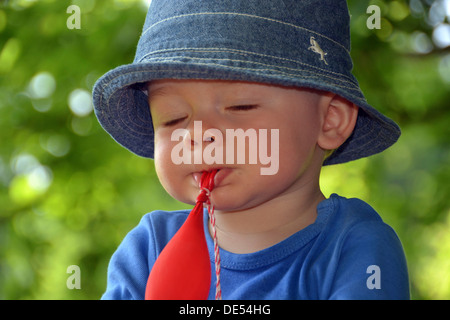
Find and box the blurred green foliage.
[0,0,449,300]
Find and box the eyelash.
[162,116,187,127]
[228,104,259,111]
[161,105,257,126]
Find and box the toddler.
[93,0,409,300]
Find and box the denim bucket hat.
[92,0,400,165]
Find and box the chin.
[208,191,259,212]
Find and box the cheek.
[154,134,168,173]
[153,128,181,166]
[153,134,197,204]
[153,134,177,191]
[278,112,321,168]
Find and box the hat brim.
[93,58,400,166]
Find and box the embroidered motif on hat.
[308,36,328,65]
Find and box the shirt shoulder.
[101,209,190,300]
[140,209,190,250]
[325,193,383,225]
[317,194,410,299]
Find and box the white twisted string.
[207,201,222,300]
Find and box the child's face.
[148,80,326,211]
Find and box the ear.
[317,94,358,151]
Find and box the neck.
[209,187,325,254]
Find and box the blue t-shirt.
[101,194,410,300]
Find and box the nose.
[203,133,215,143]
[183,121,223,164]
[184,120,221,150]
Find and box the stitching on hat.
[138,47,356,84]
[104,66,365,105]
[103,62,366,106]
[336,123,384,160]
[140,56,363,94]
[141,56,359,91]
[334,109,401,161]
[101,55,362,99]
[141,12,350,54]
[118,90,152,133]
[147,56,359,91]
[103,69,213,105]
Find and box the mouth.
[192,168,232,189]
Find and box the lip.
[212,168,232,188]
[192,167,232,189]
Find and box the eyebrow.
[147,85,172,103]
[147,87,176,109]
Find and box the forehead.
[148,79,267,97]
[147,79,322,103]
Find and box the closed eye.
[162,116,188,127]
[227,104,259,111]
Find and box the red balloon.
[145,170,217,300]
